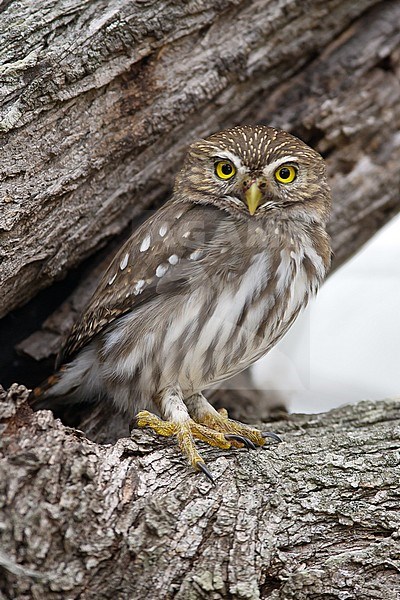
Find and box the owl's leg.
[185,392,281,448]
[135,386,232,482]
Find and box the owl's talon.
[262,431,282,443]
[135,405,280,478]
[197,462,215,484]
[135,411,231,476]
[224,434,257,450]
[196,407,281,449]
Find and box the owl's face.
[175,125,331,225]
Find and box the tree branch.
[1,384,399,599]
[1,0,399,318]
[1,3,400,595]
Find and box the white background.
[254,214,400,413]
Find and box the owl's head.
[175,125,331,224]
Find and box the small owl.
[32,126,331,481]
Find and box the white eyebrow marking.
[134,279,145,295]
[156,264,168,277]
[120,253,129,270]
[108,273,117,285]
[140,235,151,252]
[159,224,168,237]
[168,254,179,265]
[214,149,243,171]
[264,156,299,174]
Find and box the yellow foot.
[136,410,232,483]
[198,408,282,449]
[135,409,281,483]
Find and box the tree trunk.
[1,0,400,391]
[1,0,399,319]
[1,2,400,597]
[1,384,400,600]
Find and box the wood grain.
[1,384,399,599]
[2,0,398,319]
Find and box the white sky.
[253,213,400,413]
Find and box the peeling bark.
[1,385,400,599]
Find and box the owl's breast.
[101,228,327,402]
[176,232,327,392]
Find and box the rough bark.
[1,384,400,600]
[1,4,400,596]
[1,0,399,389]
[1,0,400,320]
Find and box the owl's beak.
[244,182,262,216]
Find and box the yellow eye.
[215,160,236,180]
[274,165,297,184]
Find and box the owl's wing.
[58,200,223,366]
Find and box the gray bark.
[1,2,400,597]
[1,384,400,599]
[1,0,400,319]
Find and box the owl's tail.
[29,346,103,411]
[29,366,82,410]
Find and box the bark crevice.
[1,2,399,597]
[2,386,400,599]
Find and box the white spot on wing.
[156,264,168,277]
[108,273,117,285]
[168,254,179,265]
[134,279,145,295]
[140,235,151,252]
[120,253,129,270]
[159,224,168,237]
[189,250,203,261]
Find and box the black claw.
[262,431,282,443]
[197,462,215,484]
[225,434,257,450]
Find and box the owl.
[32,126,332,482]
